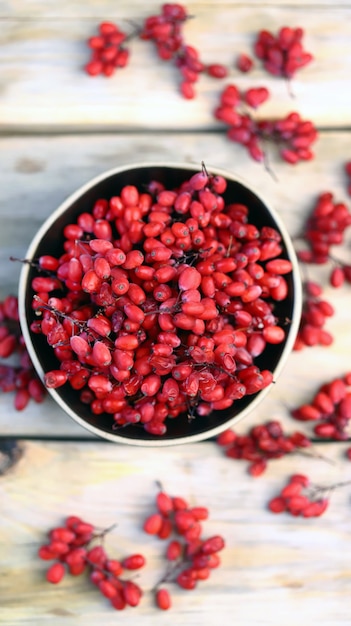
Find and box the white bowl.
[19,162,302,446]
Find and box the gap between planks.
[1,126,351,137]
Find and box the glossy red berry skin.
[156,587,172,610]
[236,53,253,73]
[121,554,146,570]
[46,562,66,584]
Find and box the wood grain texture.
[1,4,351,130]
[5,0,351,18]
[1,440,351,626]
[1,130,350,440]
[1,3,351,624]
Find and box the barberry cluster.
[85,21,130,77]
[83,6,315,103]
[38,515,145,610]
[290,373,351,440]
[293,280,334,350]
[254,27,313,80]
[0,295,45,410]
[28,165,294,435]
[143,485,225,608]
[216,420,311,476]
[268,474,330,517]
[84,5,228,98]
[214,84,318,166]
[296,193,351,282]
[38,486,225,612]
[139,2,187,59]
[140,3,227,99]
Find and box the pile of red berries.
[85,22,130,77]
[0,294,45,410]
[214,84,318,166]
[290,372,351,441]
[293,280,334,351]
[28,165,294,435]
[140,3,227,99]
[143,485,225,608]
[216,420,311,476]
[254,27,313,80]
[38,515,145,610]
[268,474,329,518]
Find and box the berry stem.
[285,77,295,99]
[93,523,118,541]
[33,296,85,327]
[10,255,38,268]
[296,447,335,466]
[311,479,351,495]
[262,149,279,182]
[201,161,209,178]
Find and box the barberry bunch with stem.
[214,83,318,170]
[215,419,333,477]
[268,473,351,518]
[85,21,132,77]
[293,280,334,351]
[290,372,351,441]
[139,3,228,99]
[295,191,351,288]
[143,482,225,609]
[38,515,145,610]
[253,26,313,94]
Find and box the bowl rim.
[18,161,302,446]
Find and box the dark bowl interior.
[20,164,300,444]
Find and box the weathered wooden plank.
[4,0,351,18]
[0,130,350,440]
[1,5,351,130]
[1,129,350,290]
[0,440,351,625]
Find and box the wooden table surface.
[1,1,351,624]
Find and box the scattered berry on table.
[236,53,254,73]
